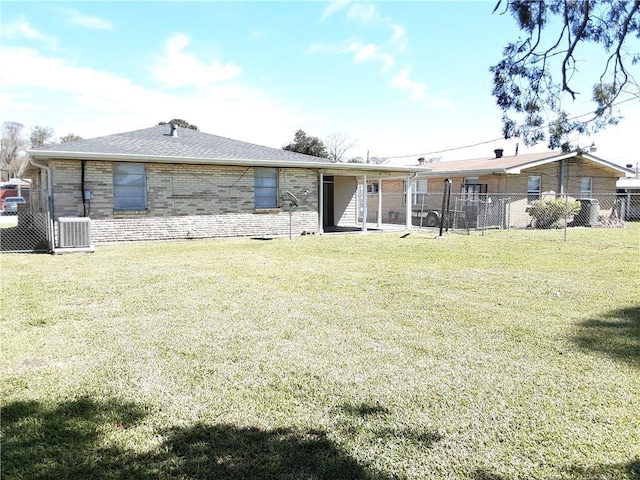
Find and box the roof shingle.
[32,124,334,164]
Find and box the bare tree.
[60,133,84,143]
[368,156,387,164]
[325,132,356,163]
[30,125,55,148]
[1,121,26,181]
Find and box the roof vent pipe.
[170,123,178,137]
[494,148,504,158]
[418,157,425,164]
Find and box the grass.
[1,227,639,479]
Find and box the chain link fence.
[364,190,640,243]
[0,189,52,253]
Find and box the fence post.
[563,193,569,242]
[439,179,452,237]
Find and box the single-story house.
[365,149,635,228]
[616,175,640,220]
[21,124,431,247]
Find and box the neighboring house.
[366,149,634,228]
[21,124,429,246]
[617,175,640,221]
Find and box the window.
[113,163,146,210]
[580,177,593,196]
[403,179,428,205]
[527,175,541,203]
[367,183,379,194]
[255,167,278,208]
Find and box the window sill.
[113,209,149,217]
[254,208,281,214]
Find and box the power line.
[384,96,638,160]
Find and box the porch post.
[362,174,367,232]
[377,179,382,227]
[318,171,324,234]
[405,175,413,230]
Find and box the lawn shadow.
[2,397,393,480]
[339,402,443,449]
[340,401,390,417]
[573,305,640,368]
[2,396,151,480]
[563,458,640,479]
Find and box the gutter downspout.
[29,157,55,252]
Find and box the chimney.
[169,123,178,137]
[494,148,504,158]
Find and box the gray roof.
[30,124,334,164]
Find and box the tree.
[282,130,328,158]
[325,132,356,162]
[60,133,84,143]
[158,119,199,130]
[491,0,640,150]
[1,121,26,181]
[368,156,387,164]
[30,126,55,148]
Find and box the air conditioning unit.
[58,217,92,248]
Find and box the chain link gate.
[0,189,52,253]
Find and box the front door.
[323,176,335,227]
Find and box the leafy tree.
[60,133,84,143]
[491,1,640,150]
[282,130,328,158]
[528,198,580,229]
[1,121,26,181]
[30,125,55,148]
[158,119,199,130]
[325,132,356,162]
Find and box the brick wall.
[50,159,320,242]
[90,211,318,243]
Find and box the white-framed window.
[580,177,593,196]
[527,175,541,203]
[462,177,483,201]
[403,179,428,205]
[254,167,278,208]
[113,163,147,210]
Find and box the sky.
[1,1,638,168]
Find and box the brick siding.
[50,159,320,242]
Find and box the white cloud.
[390,68,452,108]
[62,8,113,30]
[321,0,351,20]
[1,20,58,48]
[389,24,407,51]
[346,41,395,72]
[0,45,315,149]
[152,33,242,89]
[392,69,426,100]
[346,3,381,24]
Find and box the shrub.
[528,198,580,228]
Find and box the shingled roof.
[408,151,632,176]
[30,124,334,164]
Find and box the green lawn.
[1,228,639,480]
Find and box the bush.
[528,198,580,228]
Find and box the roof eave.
[27,150,431,173]
[425,168,508,177]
